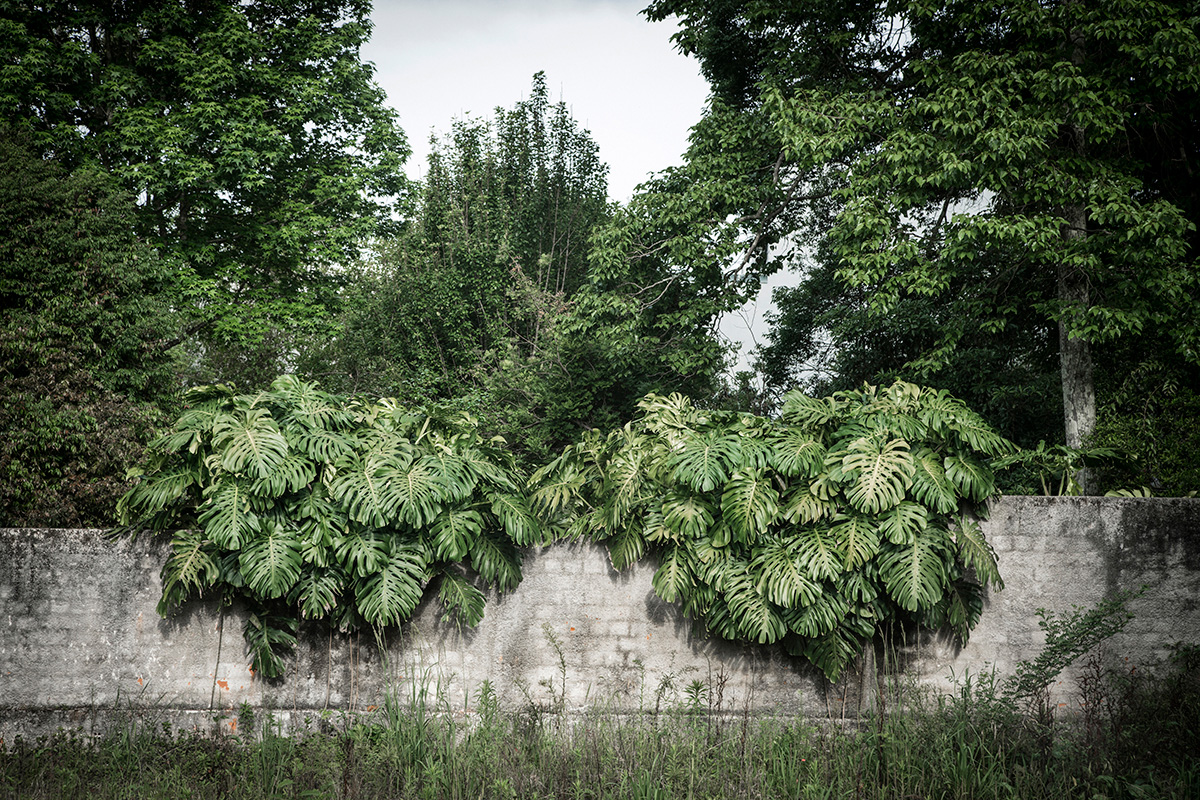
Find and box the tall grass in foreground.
[3,647,1197,800]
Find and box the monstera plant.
[117,376,543,676]
[530,380,1012,681]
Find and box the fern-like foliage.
[529,380,1010,682]
[117,377,537,678]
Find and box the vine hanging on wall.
[117,376,544,677]
[530,380,1013,681]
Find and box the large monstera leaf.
[386,458,446,528]
[878,527,953,613]
[841,436,914,514]
[240,521,304,600]
[213,407,290,479]
[721,468,780,544]
[530,380,1010,682]
[198,480,258,549]
[437,571,487,627]
[652,546,695,603]
[430,507,484,561]
[671,430,743,492]
[158,529,219,616]
[721,561,788,644]
[662,492,716,540]
[750,536,822,607]
[356,542,428,627]
[119,377,538,678]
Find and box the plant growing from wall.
[531,380,1012,681]
[117,376,544,677]
[993,441,1122,496]
[1002,589,1141,708]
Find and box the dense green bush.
[531,380,1011,680]
[118,376,544,676]
[0,321,163,527]
[0,129,177,527]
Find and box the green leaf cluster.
[532,380,1011,681]
[1,0,409,386]
[646,0,1200,483]
[117,376,539,677]
[0,128,176,526]
[303,74,621,462]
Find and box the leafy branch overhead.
[117,376,543,677]
[531,380,1013,681]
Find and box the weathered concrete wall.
[904,497,1200,699]
[3,497,1199,741]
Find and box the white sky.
[361,0,784,374]
[362,0,709,203]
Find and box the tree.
[422,72,610,300]
[757,251,1064,451]
[0,0,408,382]
[305,74,618,460]
[1090,338,1200,495]
[646,0,1200,491]
[568,107,810,431]
[0,128,175,525]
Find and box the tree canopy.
[646,0,1200,490]
[307,73,608,398]
[0,128,175,525]
[0,0,409,379]
[306,73,745,464]
[300,74,616,458]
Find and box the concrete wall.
[3,497,1199,741]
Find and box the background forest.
[2,0,1198,530]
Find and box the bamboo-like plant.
[117,376,543,676]
[530,380,1012,680]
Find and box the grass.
[3,644,1198,800]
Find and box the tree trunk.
[1059,202,1097,497]
[1059,11,1097,494]
[1058,212,1096,461]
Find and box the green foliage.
[531,381,1011,681]
[994,441,1123,496]
[1,0,409,384]
[117,376,539,677]
[757,255,1065,454]
[647,0,1200,459]
[5,657,1200,800]
[0,129,175,526]
[575,134,785,412]
[422,71,609,302]
[0,129,178,402]
[0,320,165,527]
[1090,350,1200,495]
[1003,589,1142,706]
[304,73,617,461]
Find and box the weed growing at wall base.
[3,650,1197,800]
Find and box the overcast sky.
[360,0,786,374]
[361,0,710,202]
